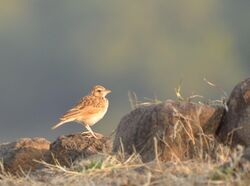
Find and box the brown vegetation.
[0,77,250,185]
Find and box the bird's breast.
[83,99,109,126]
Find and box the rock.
[50,133,112,167]
[0,138,50,174]
[216,77,250,147]
[242,146,250,161]
[113,100,224,162]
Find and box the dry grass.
[1,117,249,185]
[0,146,249,186]
[0,84,249,185]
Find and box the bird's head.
[91,85,111,97]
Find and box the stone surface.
[242,146,250,161]
[50,133,112,166]
[113,100,224,162]
[0,138,50,174]
[216,77,250,147]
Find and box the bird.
[52,85,111,138]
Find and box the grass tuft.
[0,85,249,185]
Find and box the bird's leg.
[84,125,98,139]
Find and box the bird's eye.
[97,89,102,93]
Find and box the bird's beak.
[105,89,112,94]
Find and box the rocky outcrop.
[113,100,224,162]
[216,77,250,148]
[50,133,112,167]
[0,138,50,174]
[1,77,249,175]
[0,133,112,174]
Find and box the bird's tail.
[51,119,74,130]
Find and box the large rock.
[50,133,112,167]
[113,100,224,162]
[0,138,50,174]
[216,77,250,147]
[243,146,250,161]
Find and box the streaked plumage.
[52,85,111,138]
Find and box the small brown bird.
[52,85,111,138]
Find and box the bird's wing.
[59,96,102,121]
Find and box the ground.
[0,146,250,186]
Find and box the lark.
[52,85,111,138]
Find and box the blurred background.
[0,0,249,142]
